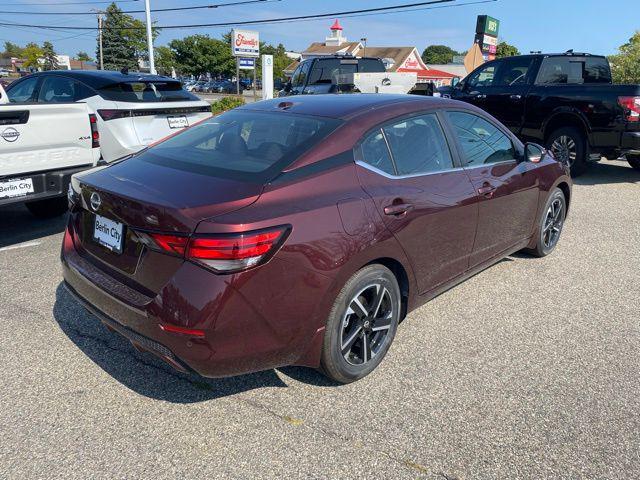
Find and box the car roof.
[240,94,457,120]
[19,70,179,89]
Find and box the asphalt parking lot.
[1,159,639,479]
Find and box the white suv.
[4,70,212,162]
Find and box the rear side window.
[493,57,533,86]
[97,81,199,102]
[7,77,38,103]
[137,110,342,182]
[536,56,612,85]
[447,111,515,166]
[37,76,96,103]
[383,114,453,175]
[360,130,394,175]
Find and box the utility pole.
[94,10,104,70]
[144,0,156,74]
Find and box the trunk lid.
[72,157,263,286]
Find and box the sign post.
[262,54,273,101]
[231,29,260,97]
[474,15,500,61]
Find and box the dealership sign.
[232,29,260,57]
[475,15,500,56]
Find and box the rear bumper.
[0,165,92,207]
[621,131,640,154]
[60,221,333,377]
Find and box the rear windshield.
[97,81,199,102]
[136,110,343,182]
[307,58,386,84]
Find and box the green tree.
[2,41,24,59]
[99,3,159,71]
[495,41,520,58]
[22,42,43,70]
[76,51,93,62]
[42,41,59,71]
[258,42,290,80]
[169,34,234,77]
[155,45,176,75]
[609,31,640,84]
[421,45,459,64]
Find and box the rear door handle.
[477,184,496,198]
[475,94,487,99]
[383,203,414,216]
[510,94,522,100]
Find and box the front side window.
[382,114,453,175]
[292,62,310,87]
[447,111,515,166]
[37,76,92,103]
[467,63,496,88]
[97,81,198,102]
[6,77,38,103]
[137,110,342,182]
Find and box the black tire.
[523,188,567,257]
[547,126,588,177]
[25,196,68,219]
[320,264,401,384]
[627,153,640,171]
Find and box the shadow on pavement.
[0,204,66,248]
[573,159,640,186]
[53,283,335,402]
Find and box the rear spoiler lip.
[97,105,211,121]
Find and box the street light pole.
[144,0,156,74]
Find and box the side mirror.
[524,143,546,163]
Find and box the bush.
[211,96,245,114]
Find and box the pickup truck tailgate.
[0,103,98,177]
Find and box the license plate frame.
[0,177,34,199]
[167,115,189,129]
[92,214,125,254]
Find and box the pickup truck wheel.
[547,127,588,177]
[523,188,567,257]
[25,197,68,219]
[627,154,640,171]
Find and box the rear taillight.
[145,226,290,273]
[618,96,640,122]
[97,109,131,121]
[89,113,100,148]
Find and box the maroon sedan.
[62,94,571,383]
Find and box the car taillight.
[145,226,290,273]
[89,113,100,148]
[97,109,131,121]
[618,96,640,122]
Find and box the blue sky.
[1,0,638,58]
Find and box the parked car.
[0,68,10,78]
[4,70,211,162]
[0,85,100,217]
[211,80,238,94]
[280,56,387,96]
[62,94,571,383]
[444,51,640,175]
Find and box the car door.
[455,61,496,111]
[482,56,536,134]
[444,109,540,267]
[355,111,479,295]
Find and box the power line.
[0,0,280,15]
[12,0,139,5]
[0,0,474,30]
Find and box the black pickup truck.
[444,52,640,175]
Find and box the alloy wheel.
[340,284,394,365]
[550,135,577,166]
[542,198,564,249]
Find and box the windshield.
[307,58,386,85]
[97,81,199,102]
[136,110,343,182]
